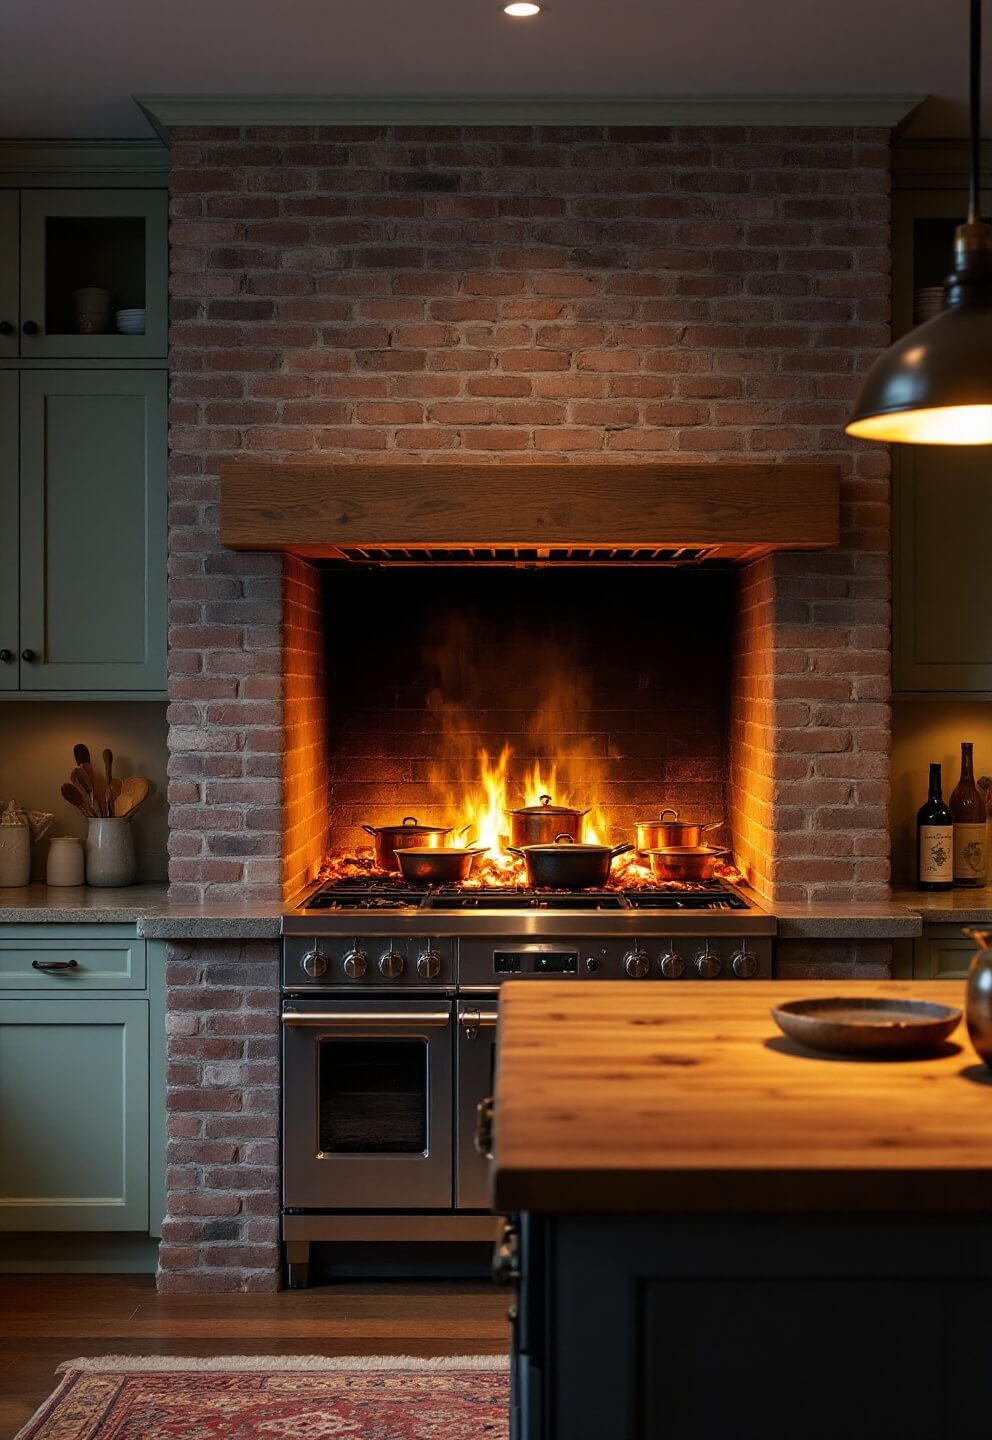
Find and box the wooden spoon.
[71,765,98,811]
[116,775,151,818]
[102,749,114,817]
[73,744,102,812]
[61,781,94,817]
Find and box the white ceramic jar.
[0,818,30,886]
[85,817,137,888]
[47,835,85,887]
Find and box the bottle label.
[954,823,988,883]
[920,826,954,883]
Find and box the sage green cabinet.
[18,189,167,360]
[0,372,17,692]
[0,191,17,358]
[0,997,149,1231]
[15,369,167,693]
[912,925,975,980]
[891,176,992,696]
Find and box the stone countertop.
[890,885,992,928]
[0,884,284,939]
[772,901,923,939]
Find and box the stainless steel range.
[281,877,774,1287]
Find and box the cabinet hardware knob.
[21,649,36,662]
[0,321,12,336]
[0,649,12,663]
[31,959,79,973]
[22,320,38,335]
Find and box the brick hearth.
[166,123,892,909]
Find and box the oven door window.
[319,1038,428,1155]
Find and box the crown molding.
[136,93,926,142]
[0,138,168,186]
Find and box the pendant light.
[846,0,992,445]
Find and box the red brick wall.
[167,123,891,904]
[159,940,281,1293]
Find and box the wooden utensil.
[70,765,98,811]
[73,743,102,813]
[115,775,151,818]
[61,781,94,817]
[102,749,114,817]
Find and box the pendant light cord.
[970,0,982,224]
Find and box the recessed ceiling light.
[503,2,543,15]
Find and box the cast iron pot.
[507,793,589,848]
[394,845,488,886]
[362,816,454,872]
[642,845,729,883]
[508,833,633,889]
[635,808,723,852]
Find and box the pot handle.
[402,816,419,827]
[361,825,377,837]
[610,843,635,858]
[539,794,553,807]
[507,846,525,858]
[553,833,575,845]
[703,819,724,832]
[659,808,679,822]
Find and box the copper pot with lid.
[508,833,633,889]
[507,793,589,848]
[635,808,723,853]
[362,816,454,872]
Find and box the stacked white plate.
[115,308,145,335]
[913,286,944,325]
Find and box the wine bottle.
[951,741,988,887]
[917,762,953,891]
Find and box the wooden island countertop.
[492,979,992,1215]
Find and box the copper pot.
[508,833,633,889]
[394,845,487,886]
[643,846,729,883]
[507,794,589,848]
[362,816,453,872]
[635,808,723,852]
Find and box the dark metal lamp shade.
[845,303,992,445]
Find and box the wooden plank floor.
[0,1275,510,1439]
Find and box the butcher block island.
[492,981,992,1440]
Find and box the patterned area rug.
[16,1355,510,1439]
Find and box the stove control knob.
[732,948,758,980]
[417,949,443,979]
[300,947,329,979]
[659,950,686,980]
[379,949,406,979]
[624,948,651,979]
[694,947,722,980]
[342,948,368,979]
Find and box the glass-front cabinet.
[17,190,167,359]
[0,191,18,359]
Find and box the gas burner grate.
[305,882,425,911]
[427,888,625,911]
[623,888,749,911]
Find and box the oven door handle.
[281,1010,451,1027]
[458,1009,499,1028]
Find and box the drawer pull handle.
[31,958,79,973]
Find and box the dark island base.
[511,1210,992,1439]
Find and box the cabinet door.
[893,444,992,693]
[913,929,976,980]
[19,189,167,359]
[0,998,149,1231]
[0,191,17,358]
[19,370,167,693]
[0,372,17,692]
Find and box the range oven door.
[456,999,499,1211]
[282,999,453,1211]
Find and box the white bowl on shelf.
[115,308,146,335]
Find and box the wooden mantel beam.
[219,461,840,560]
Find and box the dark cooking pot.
[362,816,454,872]
[643,846,729,883]
[394,845,487,886]
[635,808,723,852]
[508,833,633,889]
[507,793,589,847]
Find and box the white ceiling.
[0,0,982,139]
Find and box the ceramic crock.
[964,928,992,1067]
[85,816,137,888]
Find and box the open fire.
[319,741,744,890]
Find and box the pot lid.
[365,815,453,835]
[508,793,588,817]
[516,834,614,853]
[634,813,720,828]
[397,845,487,856]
